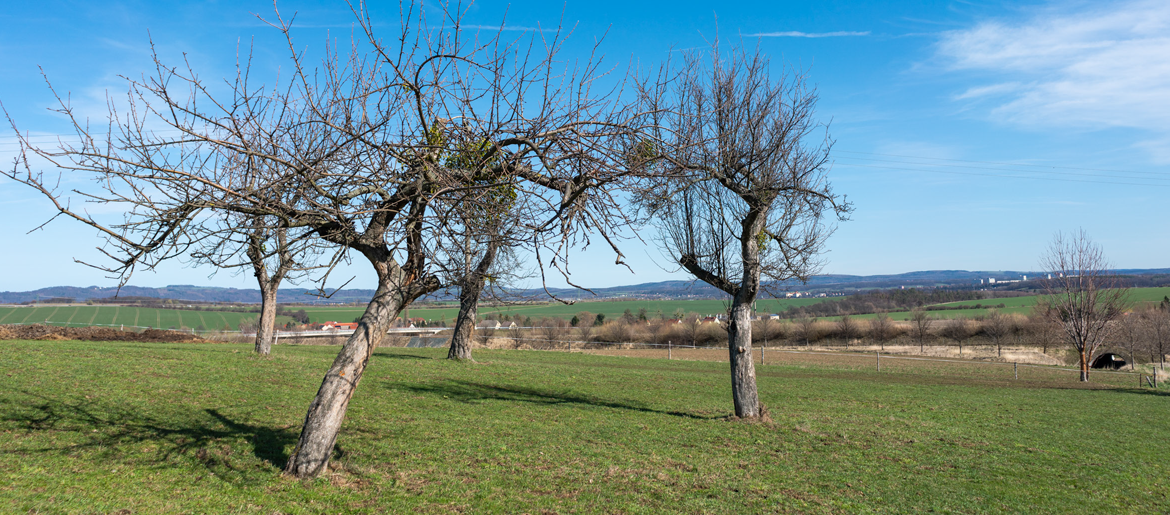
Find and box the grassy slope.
[1,340,1166,514]
[866,286,1170,321]
[0,305,293,330]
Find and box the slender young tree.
[636,43,850,417]
[1040,230,1129,382]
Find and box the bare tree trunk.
[447,242,497,361]
[447,277,484,361]
[726,301,760,418]
[284,264,419,479]
[1080,349,1089,382]
[255,285,278,356]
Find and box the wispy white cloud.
[743,30,870,38]
[937,0,1170,143]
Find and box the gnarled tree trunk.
[726,299,760,418]
[447,242,499,361]
[447,281,482,360]
[284,259,434,479]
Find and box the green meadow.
[0,339,1166,513]
[0,305,290,331]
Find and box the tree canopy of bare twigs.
[634,42,850,418]
[1039,230,1129,382]
[4,3,641,478]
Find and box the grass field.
[865,286,1170,321]
[0,305,291,331]
[1,339,1166,513]
[4,286,1166,330]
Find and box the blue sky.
[2,0,1168,292]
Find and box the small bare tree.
[940,318,973,356]
[982,310,1010,358]
[837,314,859,349]
[1040,230,1129,381]
[910,308,932,353]
[870,313,894,351]
[796,317,818,346]
[1116,313,1143,371]
[1140,306,1169,370]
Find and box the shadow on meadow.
[390,379,722,420]
[1,391,300,482]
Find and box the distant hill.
[3,268,1168,305]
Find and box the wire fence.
[412,334,1163,390]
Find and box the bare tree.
[940,318,973,356]
[870,313,894,351]
[1040,230,1129,382]
[4,4,638,478]
[1116,312,1143,371]
[910,308,932,353]
[1140,305,1169,370]
[540,317,570,350]
[681,314,703,347]
[837,314,859,349]
[796,317,819,346]
[637,44,849,417]
[982,310,1010,358]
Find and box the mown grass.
[1,339,1167,514]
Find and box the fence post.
[668,340,672,360]
[567,339,571,352]
[876,350,880,372]
[1014,362,1018,380]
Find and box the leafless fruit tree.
[635,43,849,417]
[1039,230,1129,382]
[4,3,639,478]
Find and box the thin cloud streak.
[743,30,870,38]
[937,0,1170,137]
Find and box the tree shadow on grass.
[390,380,721,420]
[371,351,433,360]
[0,391,298,482]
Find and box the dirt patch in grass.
[0,324,207,343]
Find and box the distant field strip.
[0,306,291,331]
[302,297,836,324]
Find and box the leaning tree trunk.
[283,267,411,479]
[447,242,497,361]
[447,279,484,361]
[255,284,279,356]
[726,298,760,418]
